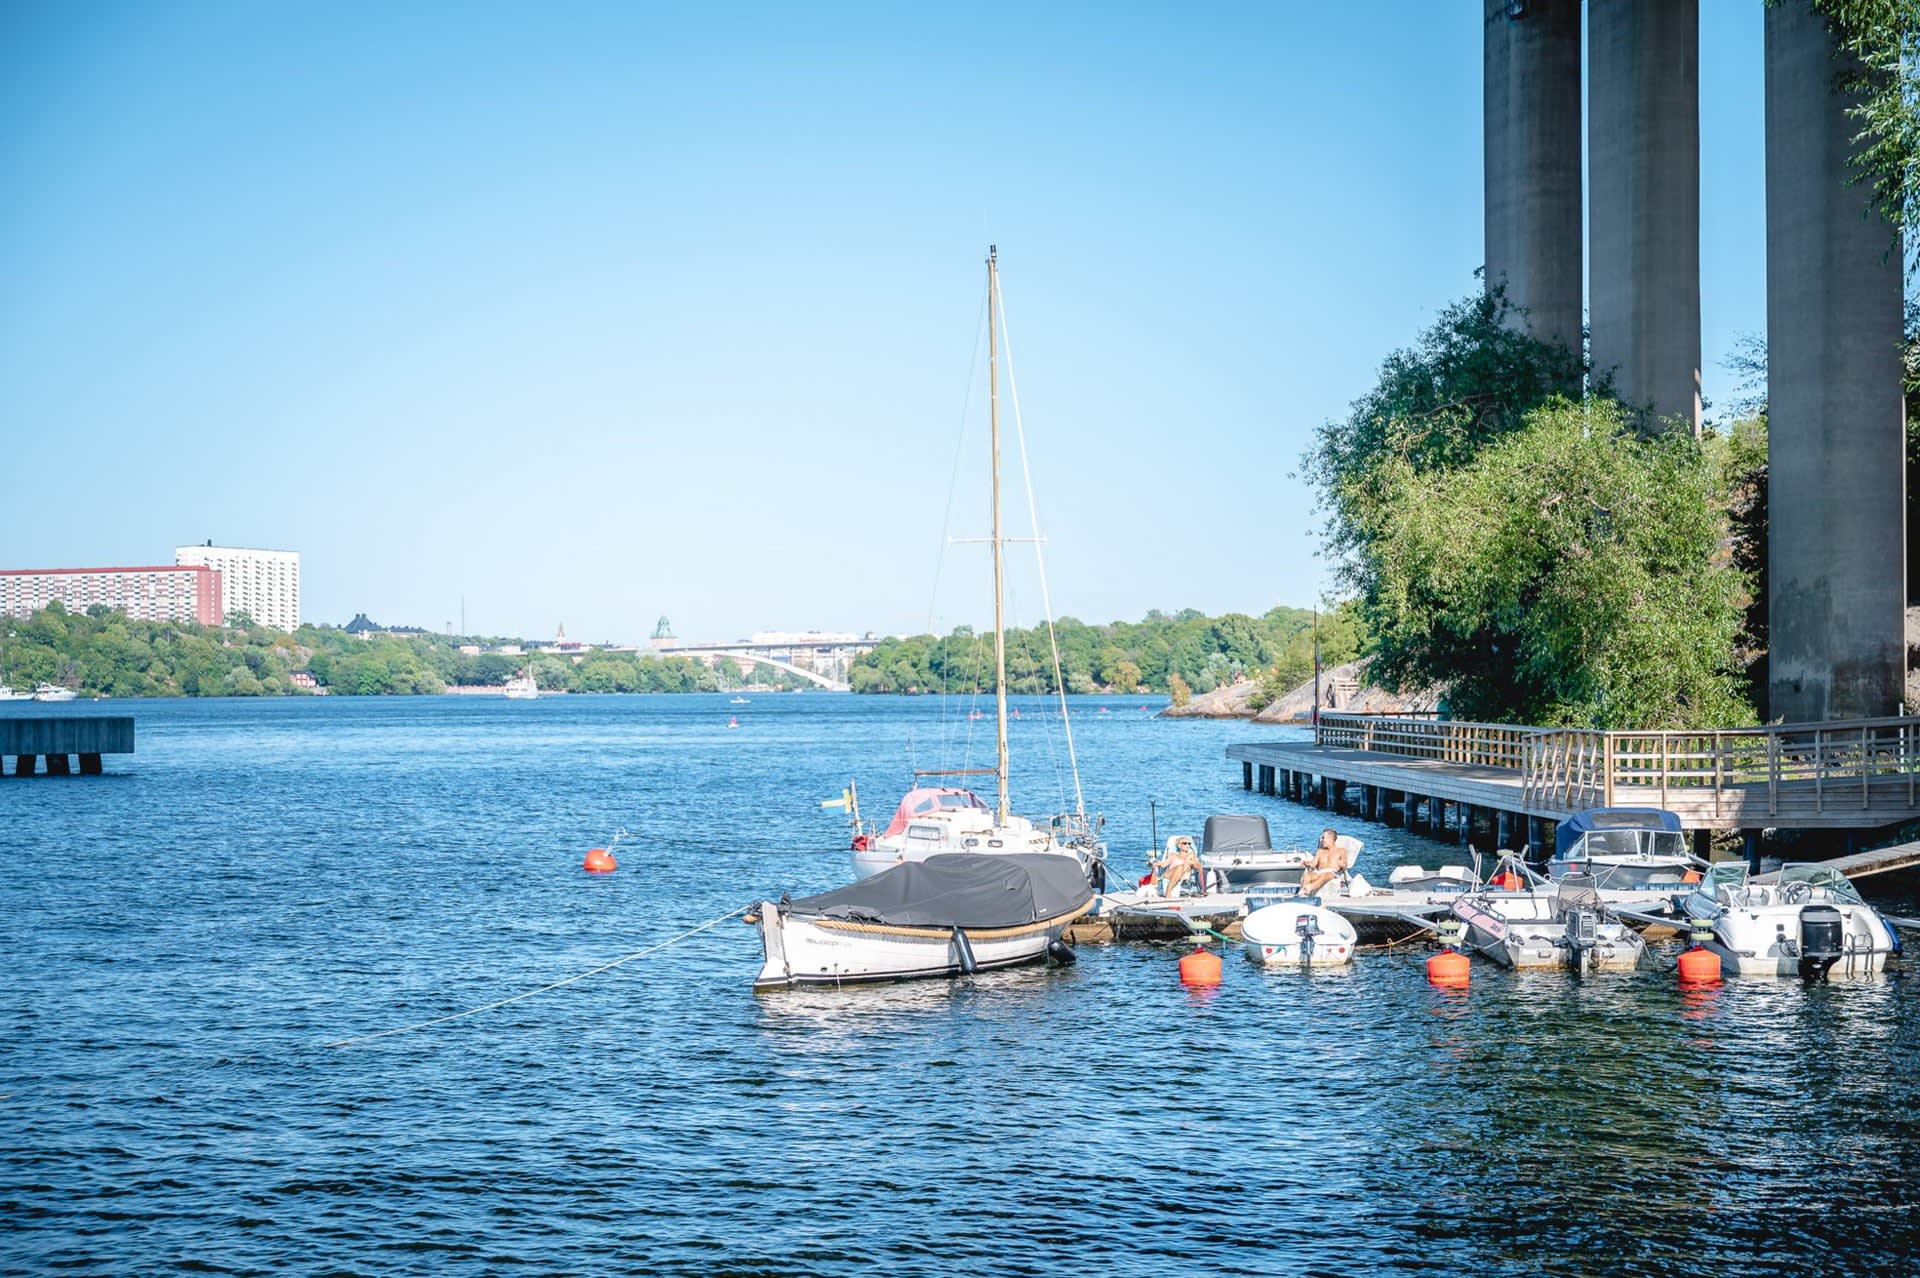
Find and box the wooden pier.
[0,716,134,776]
[1231,712,1920,858]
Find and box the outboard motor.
[1798,904,1845,980]
[1565,908,1600,974]
[1295,911,1321,965]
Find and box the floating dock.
[1231,712,1920,860]
[0,716,134,776]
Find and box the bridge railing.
[1318,712,1920,817]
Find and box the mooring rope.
[326,905,750,1048]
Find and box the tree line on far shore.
[0,602,806,697]
[847,606,1368,700]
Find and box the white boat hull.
[1454,893,1646,971]
[751,900,1084,991]
[1240,903,1357,967]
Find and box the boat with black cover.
[749,853,1093,991]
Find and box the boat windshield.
[1778,864,1864,903]
[1573,829,1689,859]
[1705,861,1748,894]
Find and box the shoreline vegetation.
[0,601,1364,702]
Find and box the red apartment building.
[0,565,225,626]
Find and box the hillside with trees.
[846,605,1368,697]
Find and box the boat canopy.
[881,787,992,837]
[1554,807,1683,858]
[781,853,1093,929]
[1202,814,1273,854]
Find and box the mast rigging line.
[993,273,1087,823]
[324,905,749,1048]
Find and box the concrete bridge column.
[1766,1,1907,721]
[1588,0,1701,435]
[1484,0,1583,363]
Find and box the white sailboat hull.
[751,900,1086,991]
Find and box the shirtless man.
[1298,827,1345,898]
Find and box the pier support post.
[1742,829,1762,871]
[1385,791,1405,828]
[46,753,71,776]
[1363,785,1378,822]
[1691,828,1712,862]
[1496,810,1513,851]
[1258,764,1275,796]
[1459,805,1473,848]
[1765,0,1907,720]
[1242,761,1252,791]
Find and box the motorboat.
[1452,871,1646,972]
[729,696,749,705]
[1676,862,1898,979]
[748,853,1092,991]
[1385,864,1479,894]
[1194,814,1311,890]
[0,683,28,702]
[836,249,1106,891]
[1241,900,1358,967]
[1547,808,1702,889]
[31,683,77,702]
[501,667,538,700]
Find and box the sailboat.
[837,247,1106,889]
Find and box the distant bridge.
[654,634,880,693]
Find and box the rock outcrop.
[1160,658,1441,722]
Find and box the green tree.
[1361,400,1752,728]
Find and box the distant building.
[344,613,380,638]
[289,671,319,689]
[0,564,223,625]
[176,543,300,632]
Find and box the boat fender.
[1885,918,1903,956]
[1046,939,1077,967]
[951,926,978,975]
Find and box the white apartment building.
[175,544,301,632]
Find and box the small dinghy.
[1241,900,1358,967]
[749,853,1093,992]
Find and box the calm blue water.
[5,694,1919,1276]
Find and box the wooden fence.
[1317,712,1920,820]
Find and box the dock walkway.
[1230,712,1920,853]
[0,715,135,776]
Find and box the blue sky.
[3,2,1773,643]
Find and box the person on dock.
[1153,835,1204,898]
[1299,828,1345,898]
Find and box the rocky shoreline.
[1159,658,1440,723]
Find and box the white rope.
[993,279,1086,822]
[326,904,749,1048]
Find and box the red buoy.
[1677,945,1721,983]
[583,847,617,873]
[1427,949,1471,986]
[1179,944,1223,986]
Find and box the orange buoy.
[1179,943,1223,986]
[583,847,617,873]
[1677,945,1721,983]
[1427,949,1471,986]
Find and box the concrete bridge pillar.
[1765,1,1907,721]
[1484,0,1583,363]
[1588,0,1700,435]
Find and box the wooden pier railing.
[1315,711,1920,820]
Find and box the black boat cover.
[1202,814,1272,854]
[782,854,1092,929]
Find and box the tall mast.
[988,245,1010,823]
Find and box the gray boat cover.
[1203,814,1272,854]
[781,854,1093,928]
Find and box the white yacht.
[31,683,78,702]
[502,667,538,700]
[835,247,1105,891]
[1677,862,1898,979]
[0,683,29,702]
